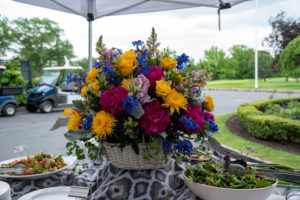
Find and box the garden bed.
[237,97,300,145]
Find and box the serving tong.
[0,163,27,175]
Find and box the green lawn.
[206,77,300,91]
[214,113,300,168]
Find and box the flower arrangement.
[58,28,218,162]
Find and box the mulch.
[225,115,300,156]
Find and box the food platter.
[0,156,76,179]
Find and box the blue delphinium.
[179,116,199,131]
[82,116,93,130]
[132,40,144,51]
[174,139,193,156]
[163,141,173,154]
[207,118,219,132]
[122,96,139,116]
[176,53,189,71]
[66,72,87,85]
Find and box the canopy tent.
[13,0,251,71]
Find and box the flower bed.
[237,97,300,144]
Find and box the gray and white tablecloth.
[1,159,299,200]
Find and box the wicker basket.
[104,142,169,170]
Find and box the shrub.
[237,97,300,144]
[1,60,27,105]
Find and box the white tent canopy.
[13,0,250,71]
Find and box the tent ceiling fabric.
[13,0,249,20]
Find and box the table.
[1,159,299,200]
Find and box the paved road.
[0,91,299,161]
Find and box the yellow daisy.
[62,108,73,116]
[163,89,188,115]
[160,57,177,70]
[156,80,171,98]
[67,111,83,130]
[85,67,100,84]
[80,86,88,96]
[92,111,117,139]
[117,50,138,76]
[203,94,215,111]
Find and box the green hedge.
[237,97,300,144]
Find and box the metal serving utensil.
[0,162,27,175]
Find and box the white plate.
[19,186,78,200]
[0,156,76,179]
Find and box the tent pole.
[88,20,93,71]
[87,12,94,72]
[254,0,258,88]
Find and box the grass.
[214,112,300,168]
[206,77,300,91]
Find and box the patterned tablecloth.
[1,159,299,200]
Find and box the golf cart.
[0,86,23,116]
[26,66,83,113]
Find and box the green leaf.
[50,117,70,131]
[255,180,271,188]
[64,130,89,141]
[72,100,86,112]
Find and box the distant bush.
[237,97,300,144]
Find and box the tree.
[202,46,238,80]
[12,17,75,76]
[0,15,14,56]
[280,36,300,83]
[264,12,300,55]
[229,45,255,78]
[70,57,97,72]
[258,51,273,82]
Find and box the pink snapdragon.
[133,74,151,104]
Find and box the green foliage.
[12,17,75,76]
[199,46,239,80]
[280,35,300,82]
[229,45,255,79]
[237,97,300,144]
[1,60,27,105]
[0,15,14,56]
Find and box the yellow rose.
[80,86,88,96]
[89,81,100,94]
[160,57,177,70]
[203,94,215,111]
[85,68,101,84]
[117,50,138,76]
[156,80,171,97]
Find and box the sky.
[0,0,300,63]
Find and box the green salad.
[185,161,275,189]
